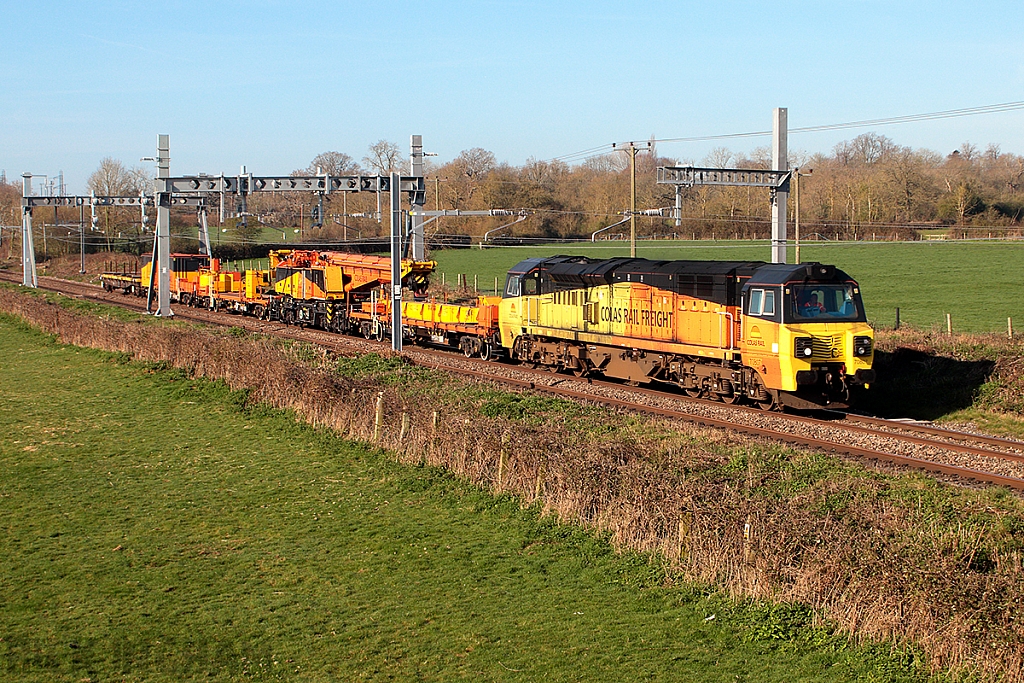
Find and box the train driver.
[802,293,826,316]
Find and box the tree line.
[3,133,1023,261]
[255,133,1024,243]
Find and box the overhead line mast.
[655,108,792,264]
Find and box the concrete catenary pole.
[21,173,37,288]
[197,206,211,256]
[154,134,173,316]
[390,172,403,352]
[409,135,425,260]
[770,108,789,264]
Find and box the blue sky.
[3,0,1022,193]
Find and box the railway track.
[6,270,1024,492]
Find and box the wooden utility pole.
[613,141,649,258]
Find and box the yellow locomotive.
[498,256,874,409]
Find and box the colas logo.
[746,325,765,347]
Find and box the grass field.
[428,239,1024,333]
[0,314,928,682]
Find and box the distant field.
[429,239,1024,333]
[0,316,926,682]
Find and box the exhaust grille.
[811,334,844,360]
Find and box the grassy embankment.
[4,286,1024,681]
[0,312,929,682]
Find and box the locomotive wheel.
[462,342,474,358]
[756,393,776,411]
[572,363,588,378]
[479,343,493,361]
[684,387,703,398]
[717,380,740,404]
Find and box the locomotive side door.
[522,271,540,325]
[498,274,523,349]
[741,286,783,388]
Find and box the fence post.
[494,276,499,294]
[743,514,752,564]
[399,411,410,443]
[895,307,900,330]
[1009,317,1014,340]
[373,391,384,441]
[498,431,508,490]
[946,313,952,335]
[430,409,439,458]
[677,514,691,562]
[473,274,478,293]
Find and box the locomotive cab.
[742,262,874,410]
[499,258,546,349]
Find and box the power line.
[547,100,1024,165]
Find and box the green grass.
[0,315,928,682]
[428,240,1024,333]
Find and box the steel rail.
[445,364,1024,491]
[6,272,1024,491]
[839,412,1024,452]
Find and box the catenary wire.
[547,100,1024,165]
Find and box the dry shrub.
[3,287,1024,681]
[876,326,1024,412]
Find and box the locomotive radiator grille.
[811,334,844,360]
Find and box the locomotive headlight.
[794,337,813,358]
[854,335,873,357]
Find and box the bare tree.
[437,148,497,209]
[86,158,150,251]
[882,147,930,222]
[703,147,734,168]
[300,151,360,176]
[362,140,405,175]
[87,157,147,196]
[956,141,979,161]
[833,133,896,166]
[737,146,772,169]
[581,154,627,173]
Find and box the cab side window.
[504,275,521,297]
[748,288,776,317]
[748,289,764,315]
[522,275,538,296]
